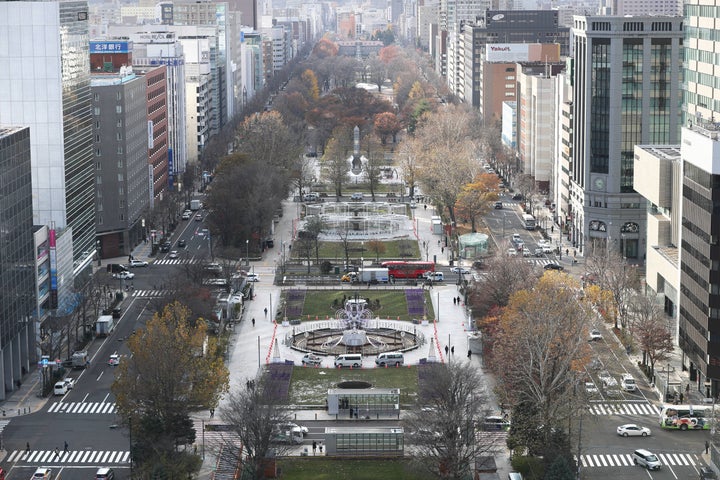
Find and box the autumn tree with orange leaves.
[455,173,501,232]
[374,112,402,144]
[492,273,591,458]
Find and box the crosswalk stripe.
[47,401,115,414]
[8,450,131,465]
[588,402,659,415]
[579,453,696,467]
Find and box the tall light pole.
[246,239,249,267]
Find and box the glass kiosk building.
[324,426,404,456]
[327,388,400,417]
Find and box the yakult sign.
[485,44,530,62]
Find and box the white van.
[335,354,362,368]
[375,352,404,367]
[424,272,444,281]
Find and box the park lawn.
[300,290,435,321]
[292,240,420,261]
[278,458,433,480]
[288,366,419,405]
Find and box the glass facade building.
[324,427,404,457]
[0,127,37,398]
[0,1,96,275]
[570,15,683,258]
[327,388,401,417]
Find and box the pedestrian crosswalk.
[476,430,508,448]
[130,289,173,298]
[47,401,116,414]
[6,449,130,465]
[579,452,699,468]
[153,258,198,265]
[587,401,660,416]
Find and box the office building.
[568,15,683,259]
[0,127,36,398]
[675,0,720,398]
[91,68,151,258]
[0,0,96,278]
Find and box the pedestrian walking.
[453,297,456,305]
[457,296,461,305]
[319,442,323,453]
[680,392,684,403]
[686,384,691,394]
[54,447,60,459]
[210,408,215,418]
[551,225,554,233]
[26,442,30,453]
[441,247,444,254]
[445,345,449,356]
[252,317,255,327]
[451,346,455,356]
[467,350,472,359]
[264,307,268,318]
[706,440,710,454]
[566,248,569,257]
[312,441,317,455]
[64,441,68,453]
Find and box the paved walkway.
[0,196,698,478]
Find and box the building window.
[117,146,123,154]
[116,106,122,114]
[96,148,101,156]
[94,107,100,116]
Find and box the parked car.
[617,424,651,437]
[301,353,322,366]
[112,271,135,280]
[700,466,718,479]
[53,378,75,396]
[129,259,148,268]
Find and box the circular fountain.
[289,295,423,356]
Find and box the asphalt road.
[0,214,220,480]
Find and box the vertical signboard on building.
[168,147,174,191]
[148,120,154,149]
[49,228,58,309]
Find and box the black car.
[160,241,171,253]
[544,263,564,271]
[700,467,718,479]
[178,239,186,248]
[512,193,523,200]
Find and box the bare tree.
[467,253,539,318]
[492,274,591,454]
[403,362,495,480]
[630,295,674,379]
[218,374,295,480]
[584,242,639,329]
[363,134,385,201]
[321,126,353,199]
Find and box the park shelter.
[327,388,400,417]
[459,233,489,258]
[323,426,404,457]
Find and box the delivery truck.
[95,315,115,337]
[353,268,390,284]
[190,199,202,211]
[71,350,88,369]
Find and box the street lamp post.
[246,239,249,267]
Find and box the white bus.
[522,214,536,230]
[659,404,711,430]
